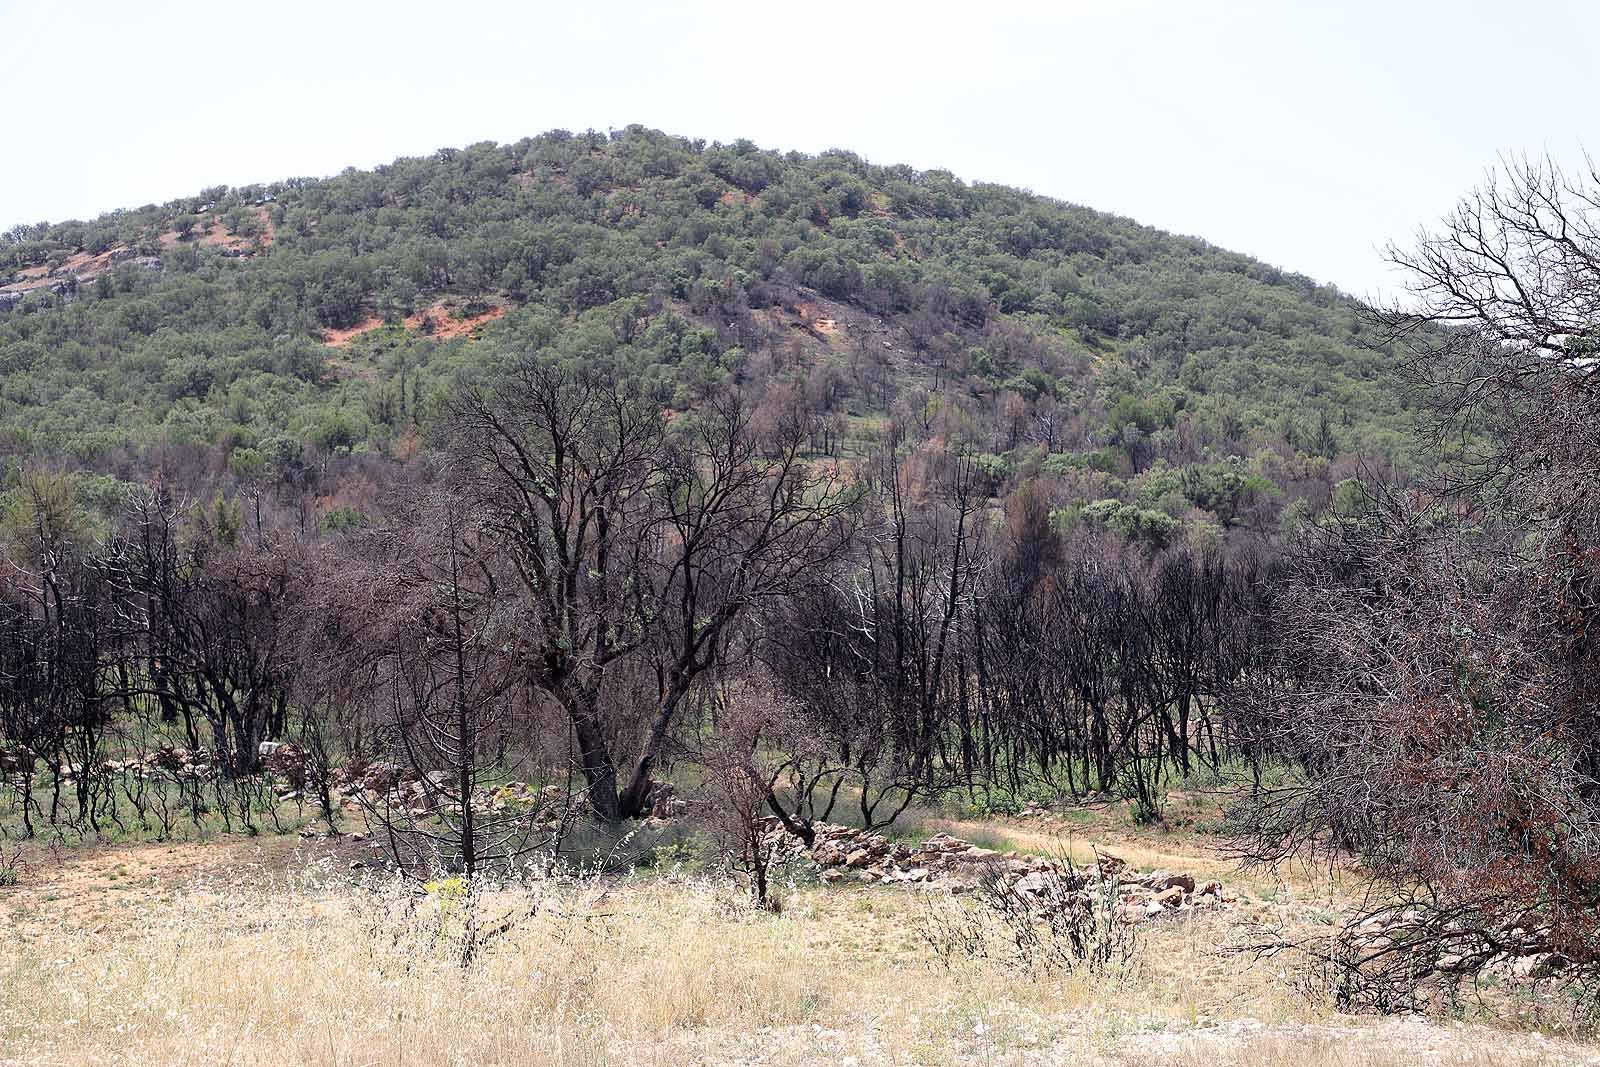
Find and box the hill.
[0,126,1418,543]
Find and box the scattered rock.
[755,818,1225,923]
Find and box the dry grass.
[4,838,1596,1067]
[1155,1025,1589,1066]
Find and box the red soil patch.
[403,302,506,339]
[322,316,384,347]
[253,206,276,248]
[158,206,273,254]
[2,244,145,293]
[319,302,507,348]
[6,208,275,297]
[792,301,841,339]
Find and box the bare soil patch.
[320,315,385,347]
[404,301,507,338]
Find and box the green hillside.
[0,126,1417,544]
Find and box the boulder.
[812,845,845,867]
[1144,871,1196,894]
[1014,871,1053,897]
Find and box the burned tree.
[113,488,297,780]
[450,361,664,822]
[299,487,563,879]
[452,360,857,821]
[1232,155,1600,1004]
[765,439,983,833]
[0,472,119,834]
[616,392,857,816]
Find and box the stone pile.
[323,759,650,829]
[327,758,405,798]
[257,741,308,793]
[1345,908,1575,983]
[760,819,1232,922]
[110,746,216,781]
[47,745,242,784]
[262,749,692,825]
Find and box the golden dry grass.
[3,837,1596,1066]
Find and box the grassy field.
[2,802,1597,1066]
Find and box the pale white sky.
[2,0,1595,300]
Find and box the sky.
[2,0,1596,301]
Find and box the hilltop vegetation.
[1,126,1414,546]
